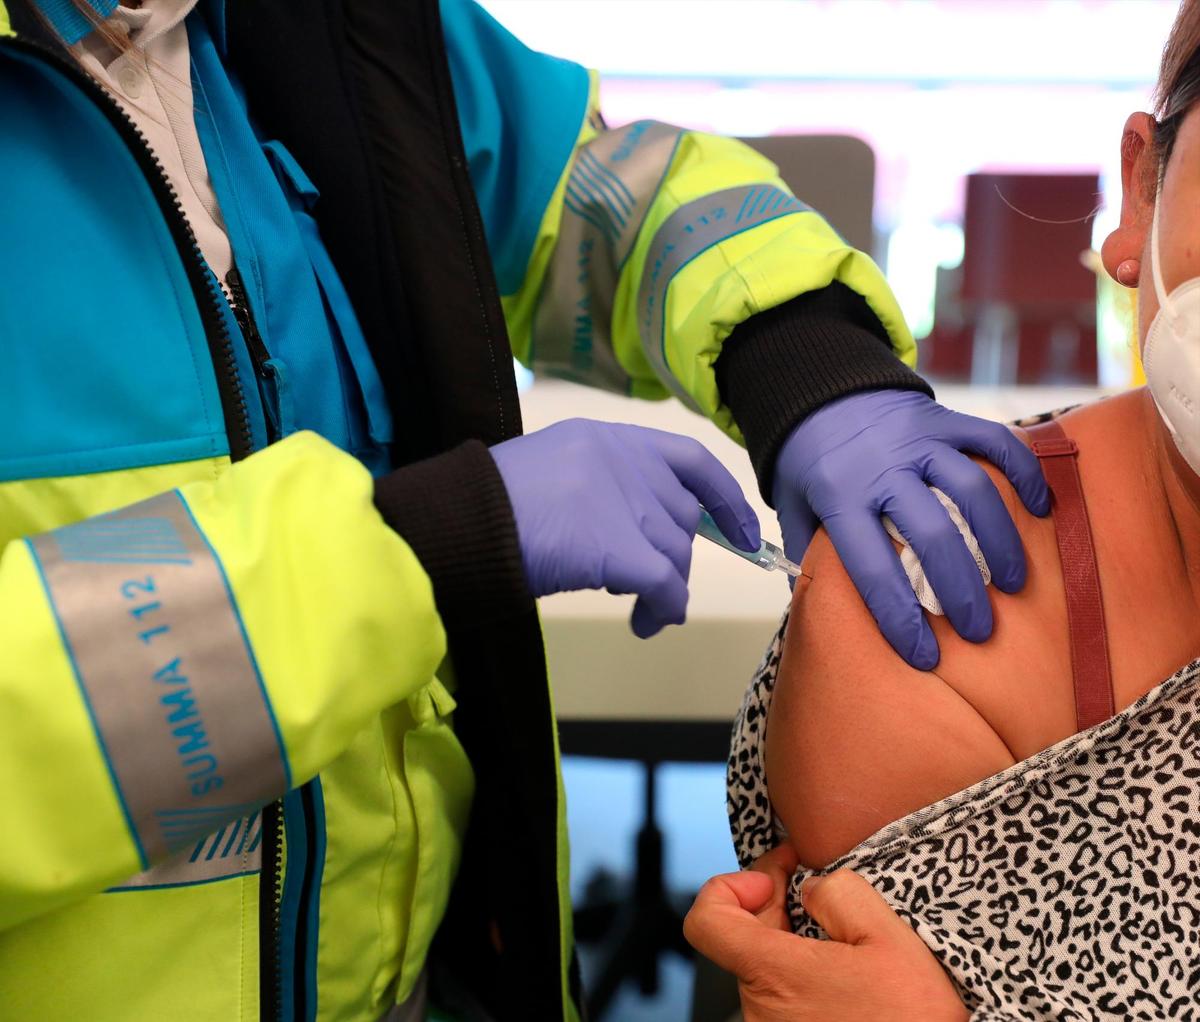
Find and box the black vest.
[224,5,576,1018]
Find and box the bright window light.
[479,1,1177,86]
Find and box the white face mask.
[1143,182,1200,477]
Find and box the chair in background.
[739,134,877,255]
[927,172,1099,384]
[567,721,731,1020]
[690,955,743,1022]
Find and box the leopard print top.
[728,612,1200,1020]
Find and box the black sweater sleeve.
[715,281,934,503]
[373,440,533,630]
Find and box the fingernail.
[912,631,939,671]
[739,520,762,553]
[965,613,993,644]
[1029,486,1052,517]
[799,875,822,912]
[994,561,1026,594]
[962,599,994,642]
[631,607,657,639]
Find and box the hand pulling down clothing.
[729,418,1199,1020]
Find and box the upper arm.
[765,529,1016,870]
[439,0,914,422]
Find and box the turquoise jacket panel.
[440,0,590,295]
[0,46,230,483]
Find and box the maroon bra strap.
[1024,419,1115,731]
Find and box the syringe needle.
[695,509,799,578]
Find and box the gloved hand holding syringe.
[695,508,802,578]
[490,419,769,638]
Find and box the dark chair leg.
[582,763,694,1020]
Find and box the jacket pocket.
[397,678,474,1004]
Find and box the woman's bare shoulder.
[764,528,1021,870]
[762,434,1089,871]
[764,394,1161,872]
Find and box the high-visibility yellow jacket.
[0,0,919,1019]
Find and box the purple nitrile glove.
[772,389,1051,669]
[491,418,761,639]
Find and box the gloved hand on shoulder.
[772,390,1050,669]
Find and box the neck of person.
[1147,389,1200,607]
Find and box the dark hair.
[66,0,136,54]
[1154,0,1200,167]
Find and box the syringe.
[695,508,803,578]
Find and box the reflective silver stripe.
[28,491,289,867]
[532,120,683,392]
[109,810,263,890]
[636,184,808,410]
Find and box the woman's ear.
[1100,112,1158,286]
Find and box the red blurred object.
[924,172,1100,384]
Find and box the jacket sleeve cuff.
[715,281,934,503]
[373,441,533,631]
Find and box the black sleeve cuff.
[715,281,934,504]
[373,440,533,631]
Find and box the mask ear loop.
[1149,171,1177,321]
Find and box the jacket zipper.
[261,801,285,1022]
[1,36,285,1022]
[223,266,286,444]
[224,266,273,376]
